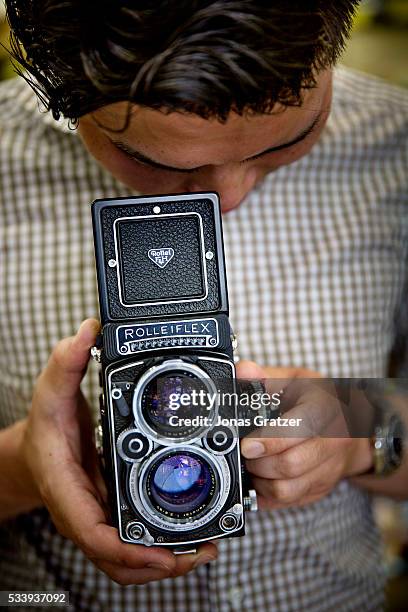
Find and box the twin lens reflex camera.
[91,192,257,552]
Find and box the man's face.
[78,70,332,212]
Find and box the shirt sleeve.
[389,256,408,377]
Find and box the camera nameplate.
[116,317,219,356]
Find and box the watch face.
[387,414,405,470]
[374,413,406,476]
[392,437,403,461]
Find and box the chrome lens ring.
[132,359,218,445]
[129,445,231,531]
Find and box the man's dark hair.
[6,1,360,125]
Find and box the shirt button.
[228,586,244,609]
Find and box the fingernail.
[147,561,172,571]
[193,554,216,569]
[242,441,265,458]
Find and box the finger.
[235,360,266,379]
[236,362,295,399]
[261,367,322,403]
[74,393,109,504]
[95,543,218,585]
[262,366,321,379]
[253,454,343,508]
[240,376,309,457]
[170,543,218,576]
[289,378,349,434]
[252,474,311,507]
[236,364,322,414]
[81,444,109,506]
[238,369,328,459]
[241,404,348,459]
[236,363,320,382]
[245,437,347,479]
[95,560,171,586]
[242,384,348,460]
[40,319,100,402]
[86,451,109,506]
[41,458,176,571]
[241,435,307,459]
[257,491,326,511]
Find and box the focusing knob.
[91,346,102,363]
[243,489,258,512]
[94,421,103,457]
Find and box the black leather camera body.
[91,192,257,552]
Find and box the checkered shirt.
[0,67,407,611]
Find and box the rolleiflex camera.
[91,193,257,552]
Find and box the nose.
[186,164,258,211]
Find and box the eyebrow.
[111,112,322,174]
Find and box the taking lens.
[145,450,217,519]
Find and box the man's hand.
[238,361,373,509]
[20,319,217,585]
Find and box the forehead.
[96,104,314,156]
[90,75,327,165]
[96,102,291,138]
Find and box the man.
[0,1,407,610]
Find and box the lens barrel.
[147,450,216,518]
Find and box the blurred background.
[1,0,408,610]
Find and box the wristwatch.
[371,413,405,476]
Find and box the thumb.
[40,319,100,401]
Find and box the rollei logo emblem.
[148,247,174,269]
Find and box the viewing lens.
[141,370,213,439]
[146,451,216,518]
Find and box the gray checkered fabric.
[1,67,407,611]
